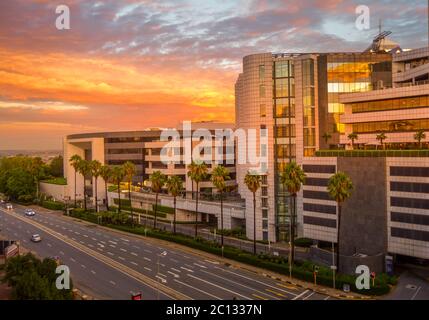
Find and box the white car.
[25,208,36,216]
[31,234,42,242]
[5,203,13,210]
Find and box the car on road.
[31,234,42,242]
[5,203,13,210]
[25,208,36,216]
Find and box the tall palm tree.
[90,160,102,213]
[322,132,332,146]
[327,172,353,272]
[166,175,183,234]
[111,166,125,214]
[69,155,82,207]
[211,165,231,247]
[187,160,208,238]
[123,161,137,226]
[77,159,91,211]
[28,157,45,200]
[347,133,358,150]
[280,161,306,264]
[99,165,112,211]
[149,171,167,229]
[244,171,261,255]
[376,132,387,150]
[414,130,426,149]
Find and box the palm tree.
[111,166,125,214]
[149,171,167,229]
[211,165,231,247]
[414,130,426,149]
[347,133,358,150]
[280,161,306,264]
[322,132,332,146]
[77,159,91,211]
[166,175,183,234]
[187,160,208,238]
[69,155,82,207]
[244,171,261,255]
[327,172,353,273]
[99,165,112,211]
[376,132,387,150]
[89,160,102,213]
[28,157,45,200]
[123,161,137,226]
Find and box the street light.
[156,250,167,300]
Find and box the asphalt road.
[0,205,331,300]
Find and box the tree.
[280,161,306,264]
[90,160,102,213]
[6,168,36,201]
[347,133,358,150]
[99,165,112,211]
[149,171,167,229]
[376,132,387,150]
[69,154,82,207]
[211,165,230,247]
[122,161,137,226]
[244,171,261,255]
[111,166,125,214]
[166,175,183,234]
[187,160,208,238]
[77,159,91,211]
[327,172,353,273]
[322,132,332,146]
[49,155,64,177]
[414,130,426,149]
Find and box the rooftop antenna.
[364,18,392,52]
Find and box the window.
[259,85,265,98]
[262,220,268,229]
[305,177,329,187]
[107,148,141,154]
[391,197,429,210]
[390,181,429,193]
[259,65,265,79]
[352,119,429,134]
[303,203,337,215]
[390,166,429,177]
[391,227,429,242]
[262,231,268,241]
[303,164,336,174]
[275,98,295,118]
[303,190,331,201]
[391,212,429,226]
[275,61,289,78]
[260,104,266,117]
[262,209,268,218]
[275,78,289,97]
[303,216,336,228]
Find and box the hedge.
[113,198,131,206]
[294,238,314,248]
[110,205,167,218]
[40,200,65,210]
[153,204,174,214]
[66,211,394,296]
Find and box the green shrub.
[41,200,65,210]
[41,177,67,185]
[294,238,314,248]
[153,204,174,214]
[113,198,131,206]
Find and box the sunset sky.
[0,0,427,150]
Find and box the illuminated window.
[259,85,265,98]
[260,104,266,117]
[259,65,265,79]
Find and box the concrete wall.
[39,182,67,202]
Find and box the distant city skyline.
[0,0,427,150]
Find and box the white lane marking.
[324,296,330,300]
[109,281,116,286]
[144,267,152,272]
[143,249,152,254]
[167,271,180,278]
[303,291,315,300]
[98,243,105,248]
[107,251,114,256]
[170,258,179,263]
[75,232,80,235]
[171,268,181,273]
[204,259,220,265]
[91,237,97,241]
[118,256,125,261]
[180,267,194,273]
[187,274,251,300]
[174,279,221,300]
[109,244,116,248]
[81,264,86,269]
[97,248,103,252]
[156,275,167,283]
[91,270,96,275]
[108,240,117,245]
[71,237,76,241]
[214,267,298,297]
[143,257,151,262]
[83,234,88,238]
[130,261,138,266]
[100,241,106,244]
[131,252,138,256]
[193,263,207,269]
[47,243,52,247]
[120,238,129,242]
[132,245,140,249]
[88,244,94,248]
[120,248,127,252]
[70,258,76,262]
[411,286,422,300]
[60,251,65,255]
[292,290,310,300]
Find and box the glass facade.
[273,59,295,242]
[302,59,316,157]
[352,118,429,134]
[326,53,392,135]
[350,95,429,113]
